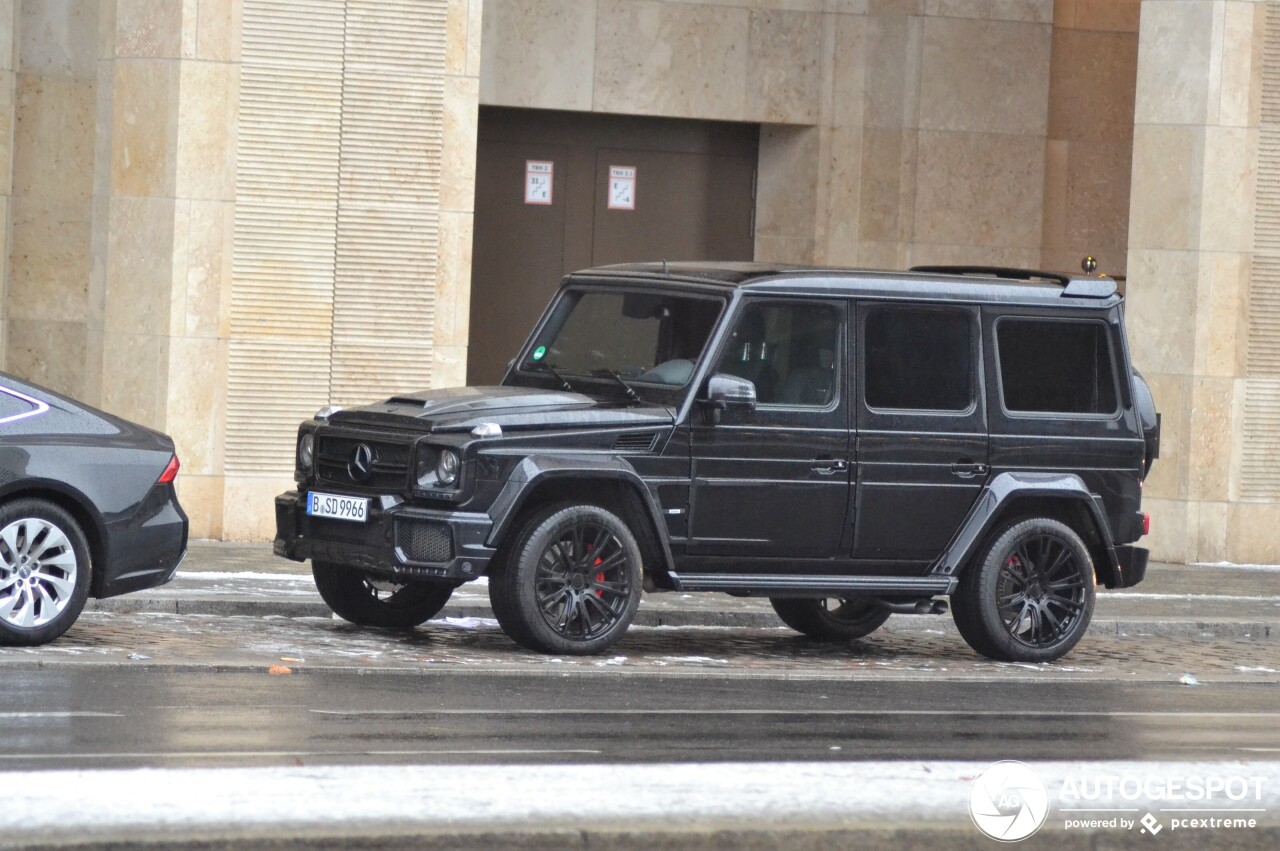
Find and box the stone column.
[1125,0,1263,562]
[91,0,239,538]
[0,0,13,366]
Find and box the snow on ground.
[1,760,1276,840]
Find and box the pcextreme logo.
[969,761,1050,842]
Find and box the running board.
[670,573,957,596]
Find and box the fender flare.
[485,454,676,573]
[929,471,1119,583]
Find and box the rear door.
[852,302,988,565]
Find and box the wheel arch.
[931,472,1120,588]
[0,482,107,596]
[485,456,676,586]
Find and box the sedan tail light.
[158,454,180,484]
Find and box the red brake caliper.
[594,555,605,597]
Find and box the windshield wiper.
[539,362,575,392]
[593,368,640,402]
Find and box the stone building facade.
[0,0,1269,565]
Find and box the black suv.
[275,263,1159,663]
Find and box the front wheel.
[0,499,92,647]
[770,597,890,641]
[951,517,1096,662]
[489,503,642,655]
[312,562,455,628]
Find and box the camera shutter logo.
[970,761,1050,842]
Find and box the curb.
[83,598,1280,640]
[8,823,1280,851]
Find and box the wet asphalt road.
[3,667,1279,770]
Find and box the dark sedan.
[0,373,188,645]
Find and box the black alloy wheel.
[952,517,1096,663]
[489,503,642,655]
[770,596,891,641]
[312,561,455,628]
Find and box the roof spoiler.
[909,265,1118,299]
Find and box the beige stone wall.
[5,1,98,396]
[1042,0,1139,277]
[1125,0,1265,563]
[0,0,13,366]
[480,0,1057,270]
[222,0,482,540]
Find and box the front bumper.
[273,490,496,581]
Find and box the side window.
[864,308,973,411]
[715,302,840,407]
[997,319,1118,415]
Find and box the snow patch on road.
[2,760,1278,842]
[175,571,313,582]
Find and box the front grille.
[396,520,454,564]
[305,517,393,548]
[316,432,412,491]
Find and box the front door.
[852,302,988,565]
[689,299,850,560]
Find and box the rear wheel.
[0,499,92,646]
[770,597,890,641]
[952,517,1096,662]
[489,503,642,655]
[312,561,454,628]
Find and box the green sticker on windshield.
[532,345,547,361]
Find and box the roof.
[568,261,1122,308]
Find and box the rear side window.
[864,308,973,411]
[997,319,1118,415]
[0,388,42,424]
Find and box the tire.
[312,561,454,628]
[489,503,643,655]
[0,499,92,647]
[952,517,1096,663]
[770,597,890,641]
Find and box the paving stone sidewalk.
[82,541,1280,639]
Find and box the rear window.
[997,319,1118,415]
[0,388,41,423]
[864,308,973,412]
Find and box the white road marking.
[0,748,599,761]
[0,712,123,718]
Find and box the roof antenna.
[662,259,669,275]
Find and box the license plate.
[306,492,369,523]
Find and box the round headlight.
[435,449,460,486]
[298,433,315,472]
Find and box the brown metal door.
[467,108,758,385]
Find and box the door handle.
[811,458,849,476]
[951,459,988,479]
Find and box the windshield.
[513,288,725,398]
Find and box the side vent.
[613,432,660,452]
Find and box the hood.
[326,385,675,433]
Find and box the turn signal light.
[158,455,180,484]
[1142,513,1151,536]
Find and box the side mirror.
[705,373,757,419]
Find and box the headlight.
[435,449,460,486]
[415,446,461,489]
[298,433,315,472]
